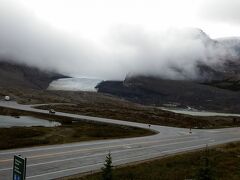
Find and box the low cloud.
[0,0,101,76]
[107,27,238,80]
[0,0,239,81]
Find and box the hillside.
[0,60,68,89]
[96,34,240,113]
[96,75,240,113]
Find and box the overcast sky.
[19,0,240,40]
[1,0,240,79]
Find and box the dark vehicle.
[49,109,56,114]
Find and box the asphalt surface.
[0,101,240,180]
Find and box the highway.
[0,101,240,180]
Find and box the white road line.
[0,137,210,172]
[0,135,195,156]
[0,135,198,163]
[27,162,103,179]
[34,137,240,168]
[27,143,209,179]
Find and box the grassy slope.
[1,87,240,129]
[69,142,240,180]
[37,104,240,129]
[0,107,154,150]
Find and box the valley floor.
[1,100,240,179]
[0,107,154,150]
[1,87,240,129]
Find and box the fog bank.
[0,0,239,80]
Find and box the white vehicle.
[4,96,10,101]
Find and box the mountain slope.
[194,59,240,91]
[0,60,68,89]
[96,75,240,113]
[97,34,240,112]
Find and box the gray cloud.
[0,0,239,81]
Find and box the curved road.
[0,101,240,180]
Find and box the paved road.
[0,101,240,180]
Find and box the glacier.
[48,78,103,92]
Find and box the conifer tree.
[102,152,113,180]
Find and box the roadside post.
[13,155,27,180]
[189,127,192,134]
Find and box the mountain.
[96,35,240,113]
[0,60,68,89]
[96,75,240,113]
[218,37,240,56]
[199,61,240,91]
